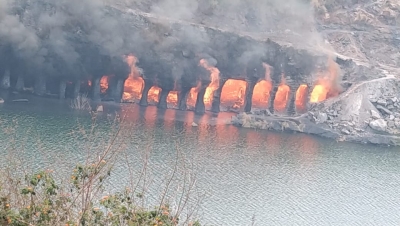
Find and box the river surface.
[0,96,400,225]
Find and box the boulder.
[369,119,387,132]
[370,109,381,119]
[315,112,328,124]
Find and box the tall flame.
[148,86,161,104]
[200,59,220,109]
[295,84,308,112]
[186,82,201,110]
[273,74,290,112]
[221,79,247,111]
[252,80,273,109]
[310,58,341,103]
[167,91,179,108]
[252,63,273,109]
[123,55,144,102]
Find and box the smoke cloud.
[0,0,129,81]
[0,0,334,90]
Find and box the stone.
[0,98,4,103]
[387,105,394,110]
[376,105,392,115]
[316,112,328,124]
[388,121,395,128]
[389,115,395,120]
[391,97,398,103]
[341,129,351,135]
[96,105,104,112]
[370,109,381,119]
[377,99,387,106]
[369,119,387,132]
[395,120,400,128]
[191,122,198,127]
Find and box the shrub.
[0,113,203,226]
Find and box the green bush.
[0,164,201,226]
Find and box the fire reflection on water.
[160,109,176,132]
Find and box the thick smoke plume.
[0,0,129,83]
[0,0,336,92]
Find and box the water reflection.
[1,100,400,225]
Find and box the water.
[0,97,400,225]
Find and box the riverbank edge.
[231,76,400,146]
[231,113,400,146]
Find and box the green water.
[0,97,399,225]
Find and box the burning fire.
[310,84,328,103]
[252,80,273,109]
[220,79,247,111]
[100,76,109,94]
[148,86,161,104]
[123,55,144,102]
[200,59,220,109]
[295,84,308,112]
[310,58,341,103]
[123,77,144,102]
[167,91,179,108]
[186,83,200,110]
[273,75,290,113]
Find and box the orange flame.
[123,77,144,102]
[252,80,273,109]
[148,86,161,104]
[200,59,220,110]
[310,58,341,103]
[167,91,179,108]
[221,79,247,111]
[295,84,308,112]
[273,75,290,112]
[186,82,200,110]
[310,84,328,103]
[123,55,144,102]
[100,76,109,94]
